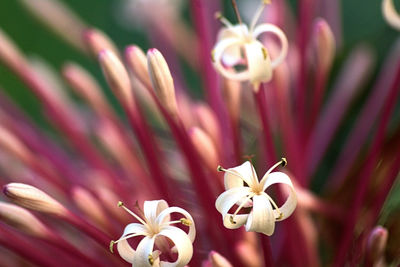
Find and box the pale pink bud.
[235,241,261,267]
[188,127,218,170]
[0,28,28,72]
[125,45,152,89]
[209,251,233,267]
[0,202,50,238]
[314,18,335,73]
[19,0,87,53]
[195,104,221,152]
[98,50,135,108]
[222,78,241,122]
[147,48,179,117]
[3,183,67,216]
[366,226,388,266]
[72,187,108,230]
[84,28,119,57]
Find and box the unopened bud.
[0,28,28,72]
[147,48,178,117]
[3,183,67,216]
[84,29,119,58]
[209,251,233,267]
[99,50,134,108]
[0,202,50,238]
[195,104,221,151]
[72,187,108,230]
[189,127,218,170]
[125,45,152,89]
[0,126,32,164]
[314,18,335,73]
[19,0,87,53]
[366,226,388,265]
[235,241,261,267]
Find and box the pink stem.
[334,61,400,266]
[260,235,274,267]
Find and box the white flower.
[110,200,195,267]
[382,0,400,30]
[211,0,288,90]
[215,159,297,236]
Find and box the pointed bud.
[72,187,108,230]
[195,104,221,151]
[0,202,50,238]
[62,62,109,113]
[313,18,335,73]
[366,226,388,265]
[125,45,152,89]
[84,29,120,58]
[209,251,233,267]
[0,28,28,72]
[235,241,261,267]
[147,48,179,117]
[98,50,135,108]
[189,127,218,170]
[0,126,32,164]
[18,0,87,53]
[3,183,67,216]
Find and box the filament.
[118,201,147,225]
[259,158,287,186]
[250,1,269,32]
[230,193,254,223]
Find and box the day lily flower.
[215,159,297,235]
[211,0,288,90]
[110,200,195,267]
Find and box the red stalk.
[334,61,400,266]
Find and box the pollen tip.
[117,201,124,207]
[180,218,192,226]
[229,215,236,224]
[211,50,216,63]
[214,11,222,20]
[109,240,115,253]
[281,158,287,167]
[217,165,224,172]
[148,254,154,265]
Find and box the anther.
[109,240,115,253]
[261,47,268,60]
[117,201,124,207]
[211,50,216,63]
[214,12,223,20]
[217,165,224,172]
[148,254,154,265]
[180,218,192,226]
[229,215,236,224]
[263,0,271,4]
[281,158,287,167]
[276,212,283,220]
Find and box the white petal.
[244,40,273,85]
[156,207,196,243]
[383,0,400,30]
[158,226,193,267]
[212,37,250,81]
[217,25,248,67]
[253,23,288,69]
[117,223,147,263]
[224,161,258,190]
[262,172,297,221]
[215,187,251,215]
[133,236,156,267]
[245,194,275,236]
[222,213,249,229]
[144,200,169,223]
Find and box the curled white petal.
[224,161,258,189]
[212,38,250,81]
[253,23,288,69]
[222,213,249,229]
[133,236,156,267]
[244,40,273,85]
[117,223,148,263]
[144,200,169,224]
[156,207,196,242]
[158,226,193,267]
[245,194,275,236]
[383,0,400,30]
[217,25,248,66]
[261,172,297,221]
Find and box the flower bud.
[0,202,50,238]
[209,251,233,267]
[313,18,335,73]
[3,183,67,216]
[235,241,261,267]
[0,28,28,72]
[366,226,388,265]
[84,28,119,57]
[189,127,218,170]
[98,49,135,108]
[147,48,179,117]
[125,45,152,89]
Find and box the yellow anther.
[261,47,268,60]
[229,215,236,224]
[263,0,271,4]
[211,50,216,63]
[109,240,115,253]
[217,165,224,172]
[180,218,192,226]
[215,11,223,20]
[276,212,283,220]
[117,201,124,207]
[281,158,287,167]
[148,254,154,265]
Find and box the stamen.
[261,47,268,60]
[180,218,192,226]
[118,201,147,225]
[266,194,283,220]
[215,12,234,28]
[259,158,288,186]
[250,0,270,32]
[111,232,144,248]
[230,0,243,25]
[109,240,115,253]
[230,193,254,224]
[217,166,247,183]
[211,49,216,63]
